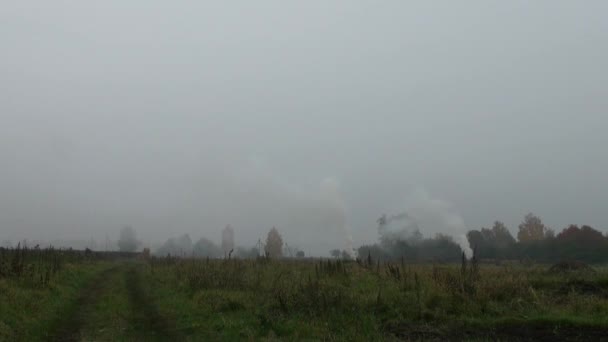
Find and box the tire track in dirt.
[46,265,120,342]
[124,265,183,341]
[46,263,181,341]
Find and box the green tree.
[492,221,516,248]
[466,230,483,250]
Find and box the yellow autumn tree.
[517,213,547,242]
[265,227,283,258]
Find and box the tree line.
[357,213,608,264]
[115,212,608,263]
[466,213,608,263]
[152,226,302,259]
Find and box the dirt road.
[46,263,181,341]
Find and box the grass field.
[2,248,608,341]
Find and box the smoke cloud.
[382,188,473,258]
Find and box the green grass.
[77,265,133,341]
[2,256,608,341]
[144,258,608,341]
[0,262,113,341]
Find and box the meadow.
[1,246,608,341]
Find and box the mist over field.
[1,1,607,256]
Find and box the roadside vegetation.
[0,245,115,340]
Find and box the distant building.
[222,225,235,255]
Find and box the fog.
[1,1,607,255]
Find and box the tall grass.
[147,252,608,334]
[0,244,134,287]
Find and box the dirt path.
[45,263,181,342]
[46,266,120,342]
[124,265,182,341]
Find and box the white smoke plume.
[384,188,473,258]
[378,212,421,244]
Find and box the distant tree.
[492,221,516,248]
[157,237,177,256]
[117,226,139,252]
[548,224,608,262]
[265,227,283,258]
[467,223,514,260]
[467,228,495,258]
[296,250,305,258]
[330,249,341,258]
[192,238,222,258]
[580,225,603,241]
[480,227,495,243]
[557,225,604,244]
[418,234,462,262]
[517,213,548,242]
[357,244,391,262]
[466,230,484,251]
[434,233,454,241]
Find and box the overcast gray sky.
[1,1,607,254]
